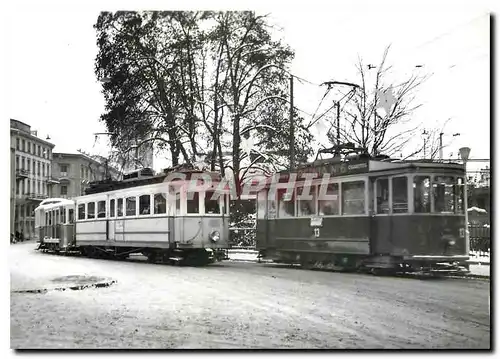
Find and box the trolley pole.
[289,75,295,170]
[439,132,444,161]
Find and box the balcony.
[27,193,48,202]
[15,169,29,179]
[46,176,60,185]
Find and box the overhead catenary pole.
[439,132,444,161]
[289,75,295,170]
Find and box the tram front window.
[204,191,221,214]
[187,192,200,214]
[413,176,431,213]
[392,176,408,213]
[376,178,389,214]
[456,177,465,213]
[433,176,455,213]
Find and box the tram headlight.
[209,230,220,242]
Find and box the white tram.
[35,169,230,265]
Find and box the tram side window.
[204,191,221,214]
[297,185,317,216]
[456,177,465,213]
[376,178,389,214]
[87,202,95,219]
[318,182,339,216]
[126,197,137,216]
[69,209,74,223]
[187,192,200,214]
[61,207,66,224]
[97,201,106,218]
[117,198,124,217]
[139,195,151,215]
[392,177,408,213]
[110,199,115,217]
[277,188,295,218]
[154,194,166,214]
[433,176,455,213]
[342,181,365,215]
[78,204,85,220]
[413,176,430,213]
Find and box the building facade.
[52,152,121,198]
[11,119,57,240]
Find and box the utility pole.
[422,129,428,159]
[439,132,444,161]
[289,75,295,170]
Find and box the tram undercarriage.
[260,250,470,277]
[37,241,227,266]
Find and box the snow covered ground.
[229,249,490,277]
[10,242,490,349]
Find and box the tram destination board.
[280,159,369,180]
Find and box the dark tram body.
[256,156,468,274]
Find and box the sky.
[3,0,494,174]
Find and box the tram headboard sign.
[294,159,369,178]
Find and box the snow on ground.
[10,242,490,349]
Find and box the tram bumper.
[402,255,470,274]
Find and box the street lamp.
[459,146,471,256]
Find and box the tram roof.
[276,157,464,180]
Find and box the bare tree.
[320,46,429,158]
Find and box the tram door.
[115,198,125,241]
[107,197,115,241]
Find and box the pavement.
[10,242,490,349]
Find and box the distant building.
[10,119,56,240]
[52,152,122,198]
[120,140,154,174]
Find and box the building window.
[16,155,19,170]
[22,139,25,152]
[154,194,166,214]
[60,164,69,177]
[342,181,365,215]
[139,195,150,215]
[28,142,31,154]
[37,145,41,157]
[21,157,25,170]
[37,161,40,175]
[126,197,136,216]
[16,138,20,150]
[61,185,68,196]
[392,177,408,213]
[97,201,106,218]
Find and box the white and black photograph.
[6,0,492,350]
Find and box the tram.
[256,147,469,274]
[35,167,230,265]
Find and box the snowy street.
[10,242,490,349]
